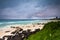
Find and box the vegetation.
[26,21,60,40]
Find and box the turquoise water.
[0,19,50,28]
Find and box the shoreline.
[0,23,44,39]
[0,20,59,40]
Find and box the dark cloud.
[38,0,60,6]
[0,0,60,19]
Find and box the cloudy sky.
[0,0,60,19]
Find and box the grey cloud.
[0,0,60,19]
[0,1,40,19]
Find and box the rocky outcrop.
[1,28,40,40]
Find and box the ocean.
[0,19,50,28]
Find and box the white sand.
[0,28,16,38]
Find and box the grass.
[25,21,60,40]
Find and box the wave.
[0,20,40,25]
[0,23,3,25]
[7,22,16,24]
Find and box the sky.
[0,0,60,19]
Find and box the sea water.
[0,19,50,28]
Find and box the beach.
[0,23,44,39]
[0,20,59,40]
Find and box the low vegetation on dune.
[25,21,60,40]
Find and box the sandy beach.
[0,23,44,39]
[0,28,16,38]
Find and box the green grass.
[26,21,60,40]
